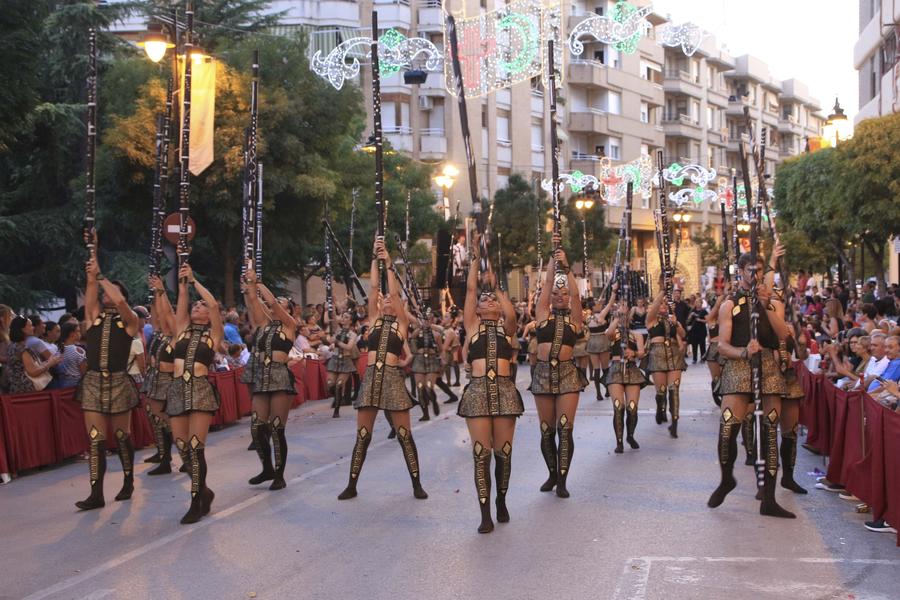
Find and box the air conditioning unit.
[418,96,433,110]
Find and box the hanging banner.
[180,56,217,175]
[443,0,562,98]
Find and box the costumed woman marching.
[325,311,359,419]
[242,262,298,491]
[603,292,649,453]
[167,263,225,524]
[337,238,428,501]
[586,294,616,401]
[530,233,586,498]
[704,290,727,407]
[408,307,445,421]
[645,287,687,437]
[76,248,142,511]
[457,236,524,533]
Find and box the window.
[707,147,714,169]
[607,45,620,69]
[383,102,396,128]
[481,106,488,128]
[594,49,605,63]
[707,66,715,88]
[497,115,510,143]
[640,102,649,123]
[607,91,621,115]
[608,137,621,160]
[691,100,700,124]
[594,5,604,15]
[531,122,543,150]
[707,107,714,129]
[870,56,878,98]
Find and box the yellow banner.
[179,56,216,175]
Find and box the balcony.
[497,140,512,166]
[726,97,758,119]
[373,0,411,30]
[419,128,446,160]
[417,0,443,32]
[380,78,413,95]
[570,152,603,177]
[384,126,413,152]
[568,59,610,88]
[707,87,730,107]
[663,69,704,97]
[569,109,608,133]
[661,113,703,139]
[707,128,729,145]
[777,117,803,136]
[418,72,446,96]
[761,108,779,126]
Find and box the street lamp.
[137,22,174,63]
[434,164,458,221]
[823,96,852,148]
[575,196,595,284]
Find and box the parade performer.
[603,294,648,453]
[325,311,359,419]
[337,238,428,501]
[704,291,727,407]
[778,316,809,495]
[707,253,795,518]
[242,263,298,491]
[441,312,462,391]
[530,233,586,498]
[408,308,446,421]
[586,294,616,401]
[167,263,225,524]
[75,252,142,511]
[142,275,183,475]
[645,288,687,437]
[458,238,523,533]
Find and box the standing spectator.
[672,289,691,329]
[223,311,244,347]
[42,321,60,349]
[127,333,146,387]
[7,316,62,393]
[796,270,809,295]
[686,297,708,364]
[822,298,845,339]
[55,322,87,388]
[834,283,850,312]
[861,281,877,304]
[26,315,55,360]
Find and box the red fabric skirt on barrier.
[881,411,900,546]
[845,396,887,519]
[825,387,851,484]
[0,392,58,473]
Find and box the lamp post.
[823,96,852,148]
[434,163,458,221]
[575,195,595,289]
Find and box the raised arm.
[242,261,271,328]
[258,283,297,331]
[537,253,553,322]
[149,275,176,337]
[646,290,665,327]
[498,287,517,337]
[189,268,224,350]
[464,235,482,333]
[97,278,139,337]
[84,257,101,324]
[175,265,191,335]
[598,288,617,321]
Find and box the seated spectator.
[867,336,900,394]
[859,332,889,390]
[225,343,244,370]
[54,322,86,388]
[831,335,871,390]
[42,320,60,349]
[859,303,878,333]
[223,310,244,347]
[7,316,62,393]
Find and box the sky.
[652,0,859,120]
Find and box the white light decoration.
[540,170,600,194]
[658,22,708,57]
[311,29,443,91]
[595,154,653,205]
[443,0,563,98]
[662,163,717,207]
[568,4,651,57]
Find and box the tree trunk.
[831,242,855,289]
[223,229,236,307]
[864,239,886,296]
[298,265,308,306]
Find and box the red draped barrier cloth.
[233,367,252,416]
[357,355,368,378]
[882,411,900,546]
[0,406,7,474]
[0,392,58,473]
[845,396,887,519]
[824,386,851,484]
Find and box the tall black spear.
[731,169,741,283]
[324,219,367,303]
[176,3,194,277]
[256,162,264,279]
[372,11,387,293]
[720,194,730,283]
[548,40,562,275]
[84,28,98,259]
[242,50,260,281]
[655,150,674,311]
[324,202,334,334]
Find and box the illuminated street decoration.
[311,30,443,90]
[443,0,563,97]
[596,154,653,205]
[611,1,642,54]
[568,3,651,57]
[662,163,717,207]
[658,22,707,57]
[540,169,600,194]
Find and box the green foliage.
[690,225,723,267]
[491,174,548,269]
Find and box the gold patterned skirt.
[78,370,140,415]
[411,353,442,374]
[142,369,173,403]
[586,332,611,354]
[165,374,220,416]
[646,341,687,373]
[601,360,650,388]
[239,354,257,393]
[573,337,589,359]
[529,359,588,395]
[354,365,416,411]
[252,361,296,394]
[326,355,357,374]
[458,376,524,418]
[783,365,804,400]
[703,341,722,365]
[719,351,786,396]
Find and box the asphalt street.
[2,362,898,600]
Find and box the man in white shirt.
[451,233,468,282]
[858,333,889,390]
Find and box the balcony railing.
[662,113,699,125]
[420,128,445,137]
[384,126,413,134]
[571,151,602,161]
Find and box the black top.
[728,290,779,349]
[609,329,638,356]
[535,310,578,346]
[468,321,513,363]
[368,317,403,356]
[84,310,134,373]
[173,324,215,368]
[412,327,438,352]
[148,331,173,365]
[709,324,719,338]
[630,310,646,330]
[647,319,674,339]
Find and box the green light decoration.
[379,28,406,75]
[693,186,705,204]
[612,1,641,54]
[623,164,641,187]
[498,13,539,75]
[736,184,747,207]
[667,163,684,186]
[568,170,585,193]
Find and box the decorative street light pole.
[575,195,595,291]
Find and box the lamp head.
[138,22,174,63]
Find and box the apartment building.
[855,0,900,124]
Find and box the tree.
[690,225,723,267]
[491,174,548,271]
[561,193,612,275]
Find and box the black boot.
[269,417,288,491]
[181,437,211,524]
[453,364,461,386]
[114,429,135,501]
[780,428,808,494]
[143,407,162,463]
[655,387,667,424]
[711,377,722,407]
[668,384,680,439]
[331,383,342,418]
[473,442,493,533]
[75,426,106,511]
[759,410,796,519]
[338,426,372,500]
[708,408,740,508]
[248,413,275,485]
[384,412,396,439]
[397,426,428,499]
[494,442,511,524]
[429,384,441,414]
[418,385,430,421]
[613,399,625,454]
[593,370,603,401]
[178,442,191,473]
[436,379,456,407]
[147,425,173,475]
[626,402,640,449]
[556,414,574,498]
[742,413,756,466]
[351,372,361,403]
[539,421,557,491]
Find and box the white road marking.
[22,416,448,600]
[612,556,900,600]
